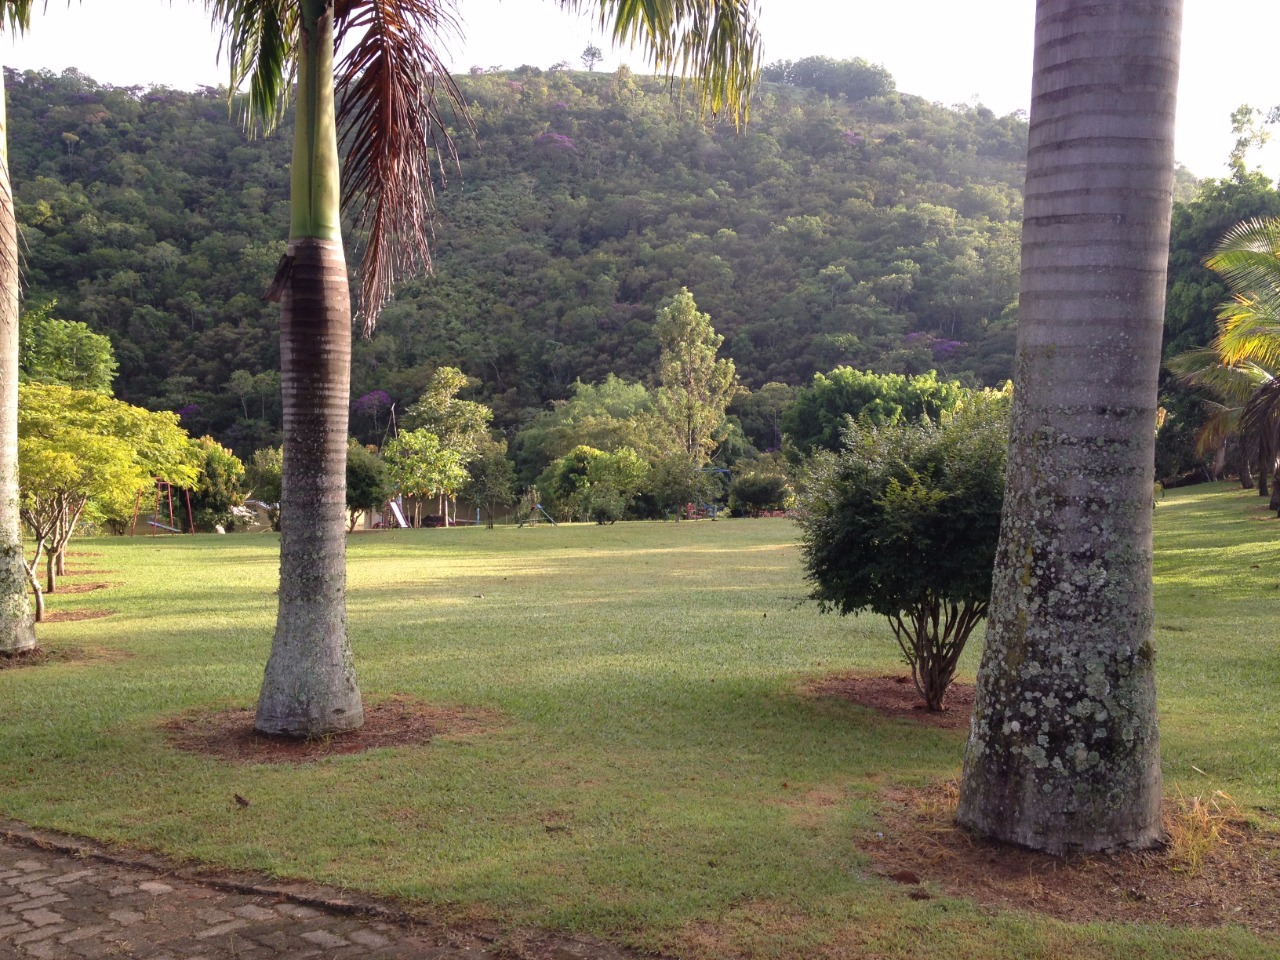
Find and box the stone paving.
[0,831,509,959]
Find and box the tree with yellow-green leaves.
[17,383,200,619]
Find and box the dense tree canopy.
[5,64,1028,456]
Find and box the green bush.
[796,387,1010,710]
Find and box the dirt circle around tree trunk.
[50,581,117,595]
[804,672,974,730]
[0,643,129,669]
[163,697,504,765]
[869,780,1280,938]
[43,609,115,623]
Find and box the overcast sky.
[4,1,1279,180]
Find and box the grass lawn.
[1,483,1277,959]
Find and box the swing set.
[131,480,196,535]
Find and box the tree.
[653,289,738,465]
[405,365,493,521]
[463,437,517,529]
[956,0,1182,854]
[206,0,759,736]
[17,383,199,616]
[728,470,791,517]
[182,436,247,532]
[783,368,964,458]
[797,389,1009,711]
[1169,218,1280,507]
[345,439,391,531]
[0,3,44,653]
[18,301,117,393]
[246,445,283,531]
[382,428,467,526]
[539,444,648,523]
[581,43,603,72]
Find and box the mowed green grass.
[0,490,1276,959]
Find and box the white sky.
[3,0,1279,181]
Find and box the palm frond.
[1241,379,1280,450]
[334,0,470,332]
[204,0,298,133]
[1212,294,1280,370]
[562,0,762,125]
[1206,217,1280,296]
[1166,345,1270,404]
[1192,401,1239,459]
[1,1,35,35]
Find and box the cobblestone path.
[0,827,634,960]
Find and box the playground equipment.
[517,502,558,527]
[131,480,196,535]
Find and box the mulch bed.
[804,672,973,729]
[164,697,503,765]
[868,781,1280,937]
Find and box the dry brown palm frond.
[334,0,471,332]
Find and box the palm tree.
[0,2,41,656]
[1169,218,1280,503]
[205,0,760,737]
[956,0,1182,853]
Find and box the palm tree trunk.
[957,0,1180,854]
[1237,438,1254,489]
[0,69,33,655]
[0,68,35,655]
[255,0,363,737]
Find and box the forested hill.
[7,62,1030,453]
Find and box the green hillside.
[8,62,1027,452]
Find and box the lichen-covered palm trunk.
[0,69,35,655]
[254,0,363,737]
[957,0,1181,854]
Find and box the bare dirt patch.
[51,581,116,595]
[804,673,973,730]
[164,697,504,765]
[62,568,112,576]
[43,609,115,623]
[0,644,128,669]
[867,780,1280,937]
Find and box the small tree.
[182,437,246,532]
[653,289,738,465]
[346,440,392,532]
[17,384,199,613]
[383,428,467,526]
[246,446,284,532]
[539,445,649,523]
[796,388,1010,710]
[463,438,517,528]
[729,470,791,517]
[581,43,603,71]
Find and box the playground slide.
[388,501,409,528]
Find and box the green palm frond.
[1166,346,1270,404]
[204,0,298,133]
[1,1,35,34]
[334,0,470,331]
[1212,293,1280,370]
[563,0,762,124]
[1206,217,1280,296]
[1193,401,1239,459]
